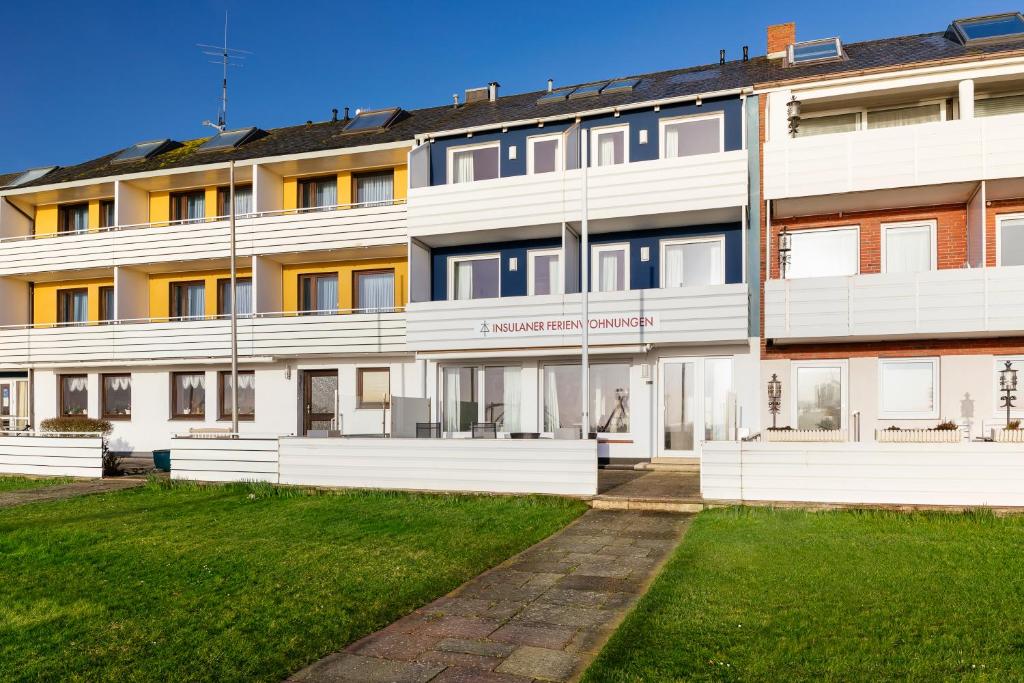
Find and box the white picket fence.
[0,434,104,478]
[169,437,280,483]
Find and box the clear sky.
[0,0,1014,172]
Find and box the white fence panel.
[0,435,103,478]
[170,437,280,483]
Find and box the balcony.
[0,311,407,366]
[406,284,749,352]
[0,202,407,278]
[764,113,1024,204]
[764,266,1024,343]
[408,151,747,240]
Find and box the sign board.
[477,315,658,338]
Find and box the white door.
[658,357,734,458]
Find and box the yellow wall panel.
[34,204,58,236]
[148,268,252,320]
[149,191,170,225]
[205,186,219,219]
[281,257,407,313]
[33,277,114,326]
[337,171,352,207]
[87,200,101,231]
[393,165,408,202]
[283,177,297,211]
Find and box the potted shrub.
[40,416,119,475]
[993,419,1024,443]
[876,420,961,443]
[763,425,847,442]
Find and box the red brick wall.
[766,337,1024,361]
[767,23,795,56]
[987,198,1024,267]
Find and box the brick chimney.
[767,22,796,60]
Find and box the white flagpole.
[580,133,590,440]
[229,161,239,434]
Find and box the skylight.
[603,78,640,93]
[537,88,574,104]
[198,127,261,152]
[789,37,844,64]
[569,82,608,99]
[342,107,401,133]
[950,13,1024,44]
[112,139,176,164]
[3,166,58,188]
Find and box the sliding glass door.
[658,357,734,457]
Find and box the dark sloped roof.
[5,27,1024,191]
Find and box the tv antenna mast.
[197,12,252,132]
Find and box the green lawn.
[0,479,585,682]
[0,475,74,493]
[585,507,1024,682]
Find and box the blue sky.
[0,0,1013,172]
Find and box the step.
[634,460,701,473]
[591,497,704,513]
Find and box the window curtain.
[866,104,942,130]
[599,250,621,291]
[102,288,114,320]
[315,179,337,208]
[67,376,87,392]
[796,113,860,137]
[187,285,205,320]
[186,193,205,221]
[316,276,338,313]
[885,228,932,273]
[235,186,253,215]
[234,280,253,316]
[680,240,723,287]
[176,374,205,415]
[102,203,115,228]
[788,230,859,279]
[999,218,1024,266]
[442,368,461,432]
[71,206,89,233]
[454,262,474,300]
[454,150,474,183]
[598,134,617,166]
[72,291,88,323]
[664,245,685,288]
[543,367,561,431]
[358,272,394,311]
[664,125,680,159]
[356,173,394,206]
[502,367,521,433]
[108,376,130,391]
[976,94,1024,117]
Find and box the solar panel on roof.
[568,82,608,99]
[112,139,176,164]
[603,78,640,93]
[789,37,843,64]
[952,13,1024,44]
[538,88,574,103]
[3,166,57,188]
[198,127,260,151]
[342,107,401,133]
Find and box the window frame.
[877,357,940,420]
[526,133,563,174]
[216,277,253,317]
[996,212,1024,267]
[169,190,206,224]
[658,235,726,288]
[540,361,632,438]
[352,269,396,312]
[440,363,524,436]
[881,220,938,273]
[170,371,207,420]
[657,111,725,159]
[446,141,501,184]
[57,202,90,234]
[217,370,256,421]
[99,285,115,323]
[356,367,391,410]
[794,99,947,138]
[974,90,1024,117]
[101,373,132,420]
[57,288,89,325]
[794,109,864,138]
[591,243,631,292]
[787,37,843,65]
[447,253,502,301]
[297,272,340,313]
[589,123,630,167]
[169,280,207,321]
[59,374,89,418]
[527,248,563,296]
[785,225,861,279]
[351,169,396,207]
[790,359,849,431]
[216,183,253,217]
[99,199,115,229]
[297,175,339,211]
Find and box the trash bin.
[153,450,171,472]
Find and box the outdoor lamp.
[999,360,1018,426]
[767,374,782,429]
[787,95,802,137]
[778,227,792,279]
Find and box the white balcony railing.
[765,266,1024,342]
[0,310,407,366]
[764,113,1024,200]
[0,201,407,277]
[408,151,748,238]
[407,284,749,351]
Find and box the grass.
[0,478,585,682]
[584,507,1024,682]
[0,475,74,493]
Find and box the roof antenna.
[719,49,726,65]
[198,11,252,132]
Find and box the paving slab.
[0,477,144,509]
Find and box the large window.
[660,113,723,158]
[101,374,131,419]
[661,237,724,288]
[865,103,943,129]
[527,134,562,174]
[998,215,1024,266]
[58,203,89,234]
[99,199,115,229]
[99,286,114,323]
[171,372,206,419]
[786,227,859,279]
[170,191,206,224]
[357,368,390,410]
[883,221,936,273]
[60,375,88,417]
[298,176,338,210]
[298,273,339,313]
[353,171,394,207]
[543,363,630,435]
[442,366,477,433]
[57,288,88,325]
[353,270,395,312]
[216,184,253,216]
[879,358,939,420]
[976,93,1024,117]
[218,371,255,420]
[449,255,500,300]
[528,249,561,295]
[441,365,522,434]
[449,143,500,183]
[170,281,206,320]
[217,278,253,317]
[795,102,945,138]
[793,362,845,431]
[590,125,628,166]
[592,244,629,292]
[795,112,861,138]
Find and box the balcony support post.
[229,161,239,434]
[580,133,590,440]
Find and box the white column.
[252,255,283,314]
[408,239,431,304]
[253,164,283,214]
[0,278,30,326]
[114,180,148,226]
[113,267,149,320]
[0,198,34,239]
[959,79,975,120]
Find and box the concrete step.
[591,497,704,513]
[634,460,701,473]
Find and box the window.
[170,191,206,224]
[950,13,1024,45]
[357,368,390,409]
[449,255,500,300]
[975,93,1024,117]
[353,171,394,206]
[998,215,1024,266]
[298,176,338,210]
[442,365,522,434]
[219,371,255,420]
[216,278,252,317]
[995,357,1024,418]
[661,237,725,288]
[793,362,845,431]
[527,134,562,174]
[543,363,630,435]
[298,273,339,313]
[170,281,206,320]
[442,366,477,432]
[99,200,115,228]
[199,127,260,151]
[60,375,88,417]
[592,244,629,292]
[879,358,939,419]
[482,366,521,433]
[449,143,500,184]
[528,249,561,295]
[590,125,628,166]
[660,113,723,158]
[787,227,859,279]
[101,374,131,419]
[112,139,175,163]
[216,185,253,217]
[57,289,88,325]
[865,103,943,130]
[788,37,843,64]
[353,270,395,312]
[58,203,89,234]
[171,372,206,419]
[883,222,936,273]
[342,107,402,132]
[796,112,861,138]
[704,358,734,441]
[99,286,114,323]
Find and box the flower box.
[992,428,1024,443]
[764,429,847,442]
[875,429,961,443]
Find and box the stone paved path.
[289,509,693,683]
[0,477,144,509]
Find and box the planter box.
[764,429,847,442]
[876,429,961,443]
[992,428,1024,443]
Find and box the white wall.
[0,435,103,478]
[0,198,33,240]
[171,436,279,483]
[253,164,283,214]
[114,180,148,226]
[408,239,430,304]
[253,255,283,313]
[0,278,30,326]
[114,267,149,319]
